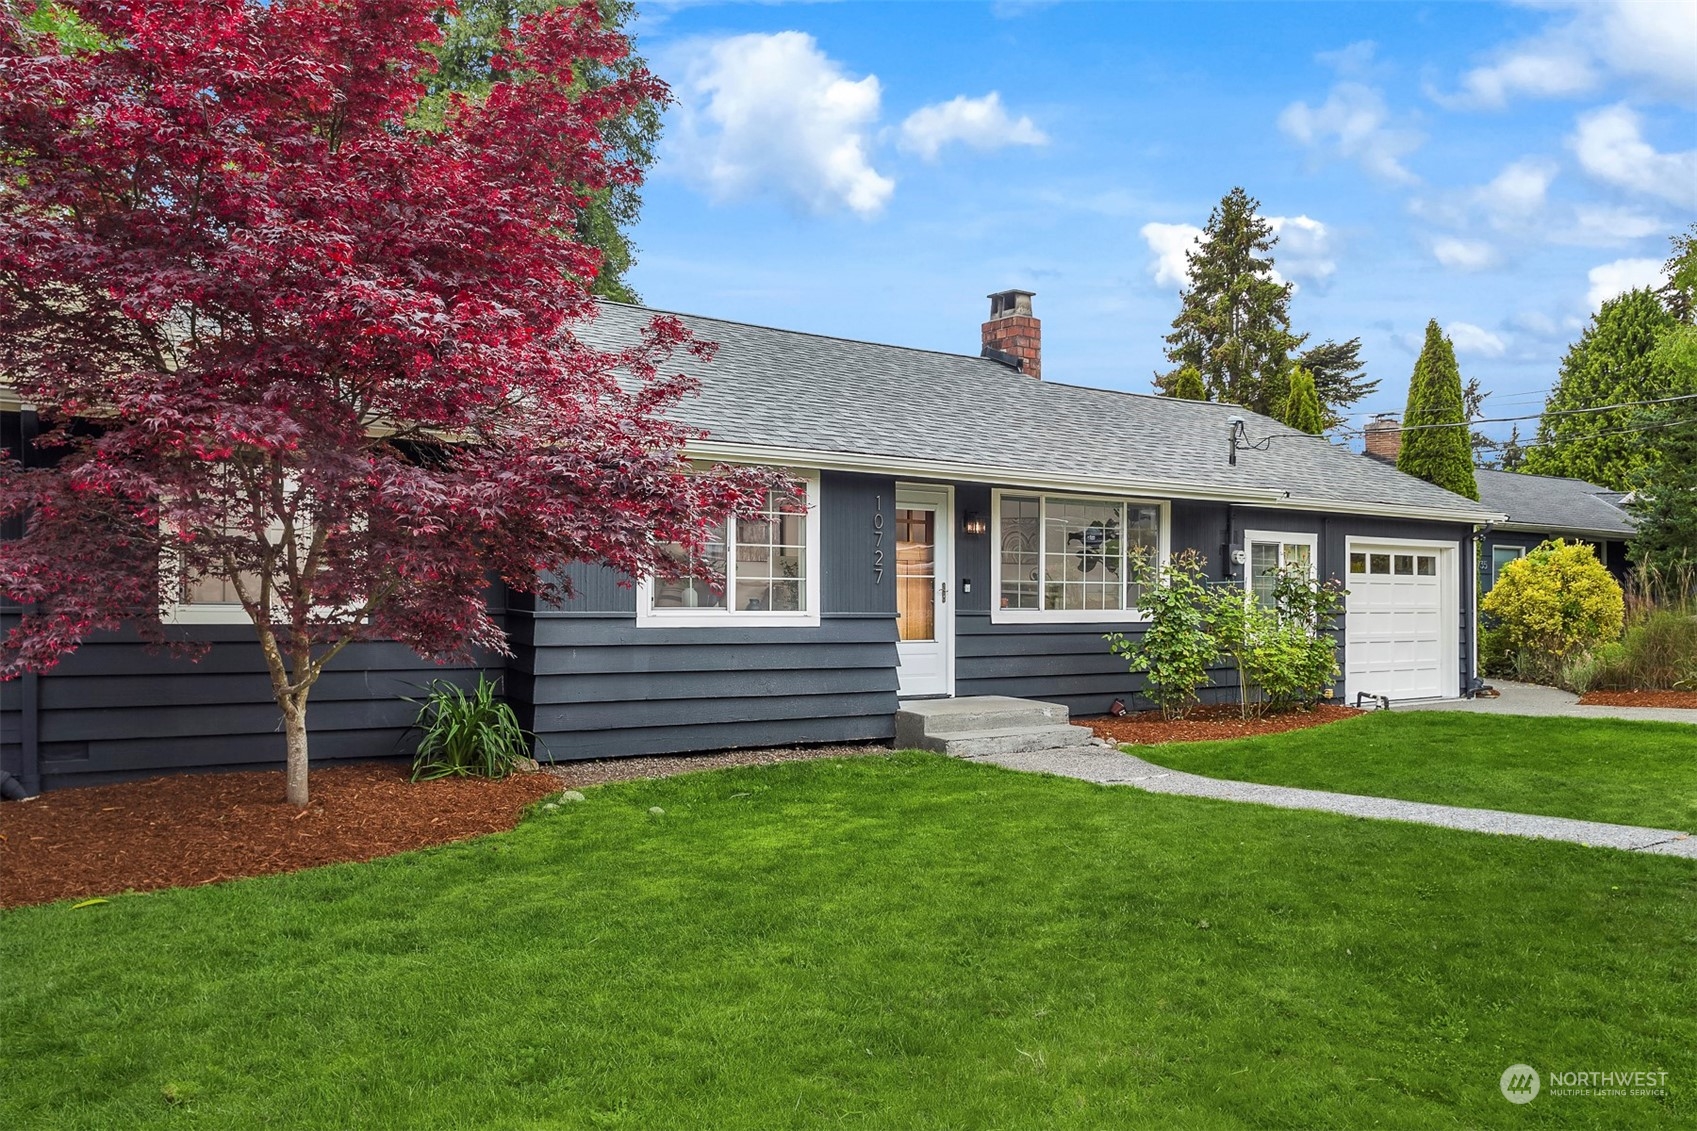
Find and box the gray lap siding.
[951,488,1474,714]
[506,471,902,760]
[2,410,1485,787]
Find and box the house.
[1473,470,1635,589]
[1,292,1500,791]
[1361,417,1636,591]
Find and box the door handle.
[940,581,948,604]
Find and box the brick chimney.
[1364,414,1402,463]
[981,289,1040,379]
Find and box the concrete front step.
[894,695,1070,746]
[929,724,1096,758]
[895,695,1097,758]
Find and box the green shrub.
[1479,539,1624,685]
[1106,549,1216,719]
[407,675,538,781]
[1204,566,1345,718]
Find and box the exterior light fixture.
[961,511,988,536]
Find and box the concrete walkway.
[970,744,1697,860]
[1399,680,1697,725]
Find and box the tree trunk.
[282,695,310,807]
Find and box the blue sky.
[622,1,1697,441]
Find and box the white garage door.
[1345,542,1457,702]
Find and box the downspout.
[16,409,40,795]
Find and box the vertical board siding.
[511,470,902,761]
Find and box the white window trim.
[989,489,1170,625]
[1242,530,1320,595]
[160,523,280,628]
[635,470,823,629]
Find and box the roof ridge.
[596,299,1009,369]
[598,300,1274,416]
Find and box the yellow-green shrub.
[1480,539,1624,684]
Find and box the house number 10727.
[872,495,885,583]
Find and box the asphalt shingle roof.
[1474,469,1635,537]
[579,302,1499,523]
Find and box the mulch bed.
[1085,703,1363,746]
[1,744,888,910]
[1578,690,1697,709]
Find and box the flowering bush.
[1480,539,1624,683]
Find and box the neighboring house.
[1472,469,1636,590]
[2,292,1500,791]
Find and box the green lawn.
[4,752,1694,1129]
[1130,713,1697,832]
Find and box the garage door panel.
[1345,542,1456,702]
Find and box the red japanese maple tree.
[0,0,782,804]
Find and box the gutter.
[1492,522,1635,540]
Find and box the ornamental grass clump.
[408,676,537,781]
[1480,540,1624,685]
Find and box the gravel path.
[969,745,1697,859]
[543,743,890,789]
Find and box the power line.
[1474,415,1697,451]
[1330,391,1697,438]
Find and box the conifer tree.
[1168,365,1208,401]
[1629,328,1697,571]
[1296,337,1379,428]
[1160,187,1305,413]
[1522,290,1686,490]
[1281,366,1325,434]
[1397,321,1479,500]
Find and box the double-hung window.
[638,473,821,628]
[993,491,1164,622]
[1243,530,1319,608]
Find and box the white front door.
[1344,539,1458,702]
[895,486,953,698]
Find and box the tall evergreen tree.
[1522,289,1687,490]
[1397,321,1479,500]
[1296,337,1379,428]
[1627,409,1697,573]
[1281,366,1325,434]
[1167,365,1208,401]
[420,0,660,302]
[1159,187,1305,413]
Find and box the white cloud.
[1436,43,1597,110]
[1560,203,1667,245]
[1586,257,1669,311]
[664,32,894,216]
[1278,81,1422,183]
[1475,158,1558,227]
[1569,103,1697,209]
[898,92,1048,160]
[1447,321,1507,357]
[1432,237,1499,271]
[1265,214,1338,285]
[1433,1,1697,108]
[1139,222,1202,287]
